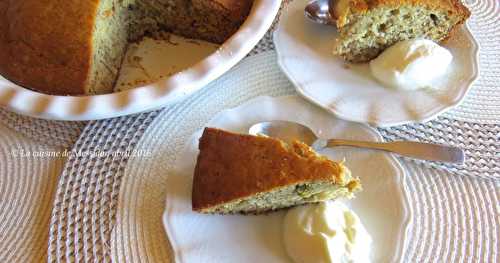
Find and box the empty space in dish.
[116,35,219,91]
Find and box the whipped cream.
[369,39,453,90]
[283,201,372,263]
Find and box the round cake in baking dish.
[0,0,253,96]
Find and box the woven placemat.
[0,122,66,262]
[447,0,500,123]
[47,0,499,262]
[0,108,85,148]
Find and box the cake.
[0,0,253,95]
[332,0,471,62]
[192,128,361,214]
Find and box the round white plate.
[163,96,411,262]
[274,0,479,127]
[0,0,281,121]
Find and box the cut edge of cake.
[191,128,361,214]
[332,0,471,62]
[196,169,361,215]
[91,0,254,95]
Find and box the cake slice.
[332,0,471,62]
[192,128,361,214]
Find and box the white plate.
[0,0,281,121]
[274,0,479,127]
[163,96,411,263]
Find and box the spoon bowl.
[304,0,336,25]
[249,120,317,145]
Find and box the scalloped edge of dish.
[0,0,282,121]
[273,5,480,127]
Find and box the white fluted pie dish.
[0,0,281,121]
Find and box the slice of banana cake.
[332,0,470,62]
[192,128,361,214]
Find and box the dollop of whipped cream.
[283,201,372,263]
[369,39,453,90]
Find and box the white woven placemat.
[0,108,85,148]
[0,122,67,262]
[21,0,497,261]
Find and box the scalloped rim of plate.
[163,95,412,263]
[0,0,281,121]
[273,5,480,127]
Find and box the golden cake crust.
[0,0,97,95]
[334,0,470,28]
[192,128,349,212]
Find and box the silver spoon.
[305,0,336,25]
[249,120,465,164]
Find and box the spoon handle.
[326,139,465,164]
